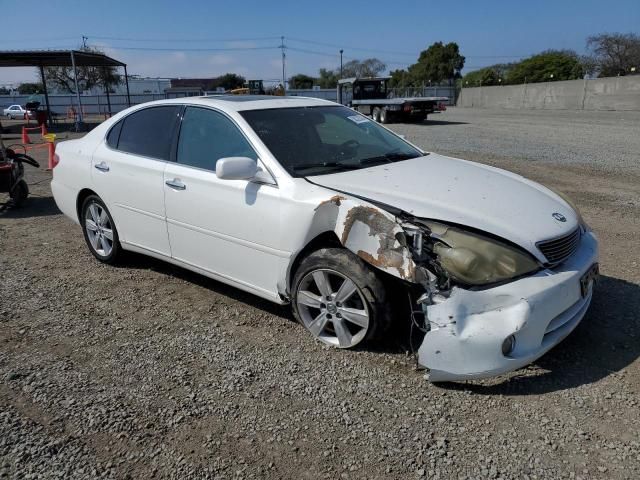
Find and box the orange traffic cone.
[47,142,56,170]
[21,127,30,144]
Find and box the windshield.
[240,105,424,176]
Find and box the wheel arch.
[285,230,342,294]
[281,194,420,300]
[76,188,98,222]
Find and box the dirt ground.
[1,109,639,479]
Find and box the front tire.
[80,195,122,264]
[371,107,381,122]
[292,248,391,349]
[380,108,390,124]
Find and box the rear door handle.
[94,162,109,172]
[165,178,186,190]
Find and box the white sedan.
[3,104,33,119]
[51,96,598,381]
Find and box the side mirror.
[216,157,258,180]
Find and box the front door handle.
[165,178,186,190]
[94,162,109,172]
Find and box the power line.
[286,46,410,66]
[102,45,280,52]
[287,36,417,57]
[89,35,282,43]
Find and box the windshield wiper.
[291,162,361,172]
[359,152,422,166]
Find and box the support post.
[103,68,112,117]
[70,50,83,130]
[280,36,286,93]
[124,65,131,107]
[39,64,53,127]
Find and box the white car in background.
[50,96,599,382]
[3,104,33,119]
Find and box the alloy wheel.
[296,268,370,348]
[84,202,114,257]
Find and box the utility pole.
[340,49,344,78]
[280,36,286,92]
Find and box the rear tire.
[291,248,392,349]
[80,195,122,264]
[9,179,28,207]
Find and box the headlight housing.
[419,221,539,286]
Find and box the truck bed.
[351,97,448,105]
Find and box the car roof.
[131,95,338,112]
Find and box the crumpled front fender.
[313,195,417,282]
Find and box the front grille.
[537,227,581,266]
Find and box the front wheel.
[292,248,391,349]
[379,108,390,124]
[371,107,381,122]
[81,195,122,264]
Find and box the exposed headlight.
[419,221,539,286]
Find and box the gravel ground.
[1,109,639,479]
[394,108,640,174]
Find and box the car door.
[163,106,283,299]
[91,105,181,257]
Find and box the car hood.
[307,153,579,262]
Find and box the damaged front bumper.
[418,231,598,382]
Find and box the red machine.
[0,139,39,207]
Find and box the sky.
[1,0,639,86]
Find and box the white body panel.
[91,143,172,256]
[163,162,285,300]
[309,154,579,263]
[50,95,599,381]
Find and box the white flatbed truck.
[337,76,448,124]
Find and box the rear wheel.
[81,195,122,264]
[292,248,391,348]
[9,179,28,207]
[371,107,381,122]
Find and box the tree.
[341,58,386,78]
[0,86,10,95]
[506,50,584,84]
[388,69,412,88]
[315,58,386,89]
[317,68,339,89]
[389,42,465,87]
[17,83,43,94]
[462,67,499,87]
[289,73,315,89]
[43,46,121,93]
[213,73,246,90]
[587,33,640,77]
[461,63,515,87]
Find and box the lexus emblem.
[552,212,567,222]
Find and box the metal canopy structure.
[0,50,131,128]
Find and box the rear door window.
[117,106,181,160]
[106,120,123,149]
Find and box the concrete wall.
[457,76,640,111]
